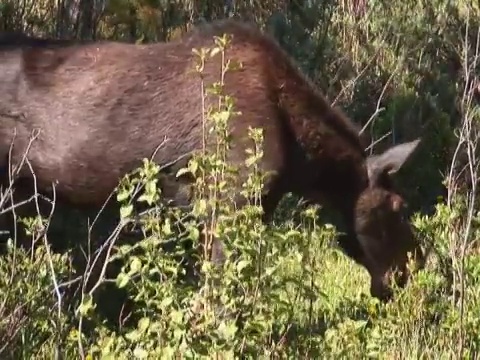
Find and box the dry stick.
[0,301,34,354]
[76,194,129,358]
[10,136,62,349]
[326,54,352,96]
[444,11,480,358]
[80,137,185,287]
[0,144,27,355]
[360,59,401,135]
[82,136,170,242]
[364,131,392,153]
[0,130,60,355]
[80,136,171,286]
[76,215,127,359]
[455,14,480,358]
[330,38,426,123]
[0,128,41,216]
[0,129,178,358]
[0,130,43,345]
[24,156,64,359]
[76,138,180,357]
[331,47,381,107]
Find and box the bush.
[1,0,480,358]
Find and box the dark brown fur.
[0,20,425,303]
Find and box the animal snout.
[370,277,393,302]
[370,266,409,302]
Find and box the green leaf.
[162,218,172,236]
[160,296,173,309]
[218,321,238,341]
[193,199,207,217]
[133,347,148,359]
[130,257,142,274]
[176,167,191,178]
[100,354,116,360]
[116,272,130,288]
[125,329,141,342]
[189,226,200,241]
[209,46,221,58]
[120,204,134,219]
[77,295,94,316]
[138,317,150,333]
[171,310,183,324]
[116,189,131,202]
[236,259,250,273]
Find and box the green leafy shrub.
[1,0,480,358]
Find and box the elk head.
[355,138,427,301]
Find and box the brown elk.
[0,20,426,302]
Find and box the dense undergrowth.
[1,0,480,358]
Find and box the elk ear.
[367,138,421,185]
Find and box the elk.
[0,20,426,303]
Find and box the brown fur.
[0,20,425,303]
